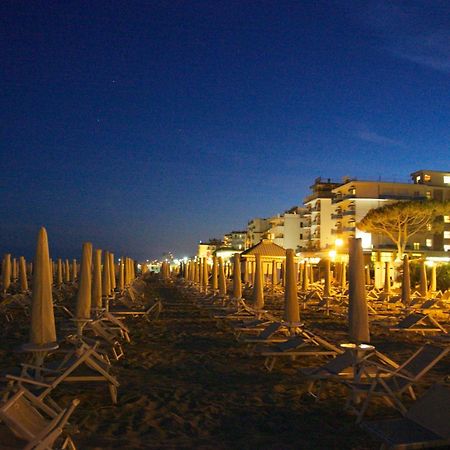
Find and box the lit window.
[426,239,432,247]
[426,191,431,199]
[444,216,450,223]
[444,231,450,239]
[426,223,432,231]
[416,175,421,182]
[413,242,420,250]
[444,245,450,252]
[424,174,431,181]
[444,176,450,184]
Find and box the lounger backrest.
[406,384,450,439]
[0,390,47,441]
[276,336,305,351]
[399,344,449,380]
[259,322,281,339]
[397,313,425,328]
[323,350,355,375]
[420,300,436,309]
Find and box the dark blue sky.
[1,1,449,259]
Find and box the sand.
[0,277,448,449]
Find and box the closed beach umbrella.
[419,260,428,298]
[365,265,371,285]
[2,253,11,293]
[430,264,437,293]
[252,253,264,309]
[102,251,111,297]
[211,256,218,291]
[383,261,391,295]
[201,258,208,292]
[118,258,124,291]
[284,249,300,325]
[92,249,102,309]
[401,254,411,308]
[243,260,249,285]
[341,262,347,289]
[29,227,57,346]
[109,253,116,291]
[218,257,226,297]
[56,258,63,287]
[232,253,242,300]
[75,242,92,321]
[12,257,17,281]
[71,259,77,282]
[272,260,278,286]
[323,258,331,298]
[302,261,309,291]
[64,259,70,283]
[348,238,370,344]
[19,256,28,292]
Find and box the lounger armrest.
[5,374,52,387]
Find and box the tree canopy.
[357,200,449,259]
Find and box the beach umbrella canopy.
[218,257,226,296]
[383,262,391,294]
[283,249,300,324]
[211,256,218,290]
[118,258,124,291]
[348,238,370,344]
[272,260,278,286]
[92,249,102,309]
[102,251,111,297]
[2,253,11,293]
[64,259,70,283]
[109,253,116,290]
[243,260,249,285]
[430,264,437,292]
[56,258,63,287]
[201,258,208,292]
[19,256,28,292]
[71,259,77,282]
[401,254,411,308]
[341,262,347,289]
[419,260,428,298]
[29,227,57,346]
[323,258,331,298]
[12,257,17,281]
[232,253,242,299]
[302,261,309,291]
[365,265,371,285]
[75,242,92,320]
[252,253,264,309]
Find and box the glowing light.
[334,238,343,247]
[328,250,337,260]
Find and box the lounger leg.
[109,383,118,404]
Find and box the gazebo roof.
[240,239,286,258]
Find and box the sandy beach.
[0,275,446,449]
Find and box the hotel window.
[444,176,450,184]
[424,174,431,182]
[300,233,303,239]
[426,191,431,199]
[444,231,450,239]
[416,175,421,182]
[444,245,450,252]
[444,216,450,223]
[426,239,432,247]
[413,242,420,250]
[426,223,432,231]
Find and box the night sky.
[1,1,449,260]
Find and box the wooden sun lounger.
[345,344,450,423]
[389,313,447,335]
[0,386,79,450]
[361,384,450,449]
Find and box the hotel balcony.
[342,209,356,216]
[332,194,356,204]
[331,212,343,219]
